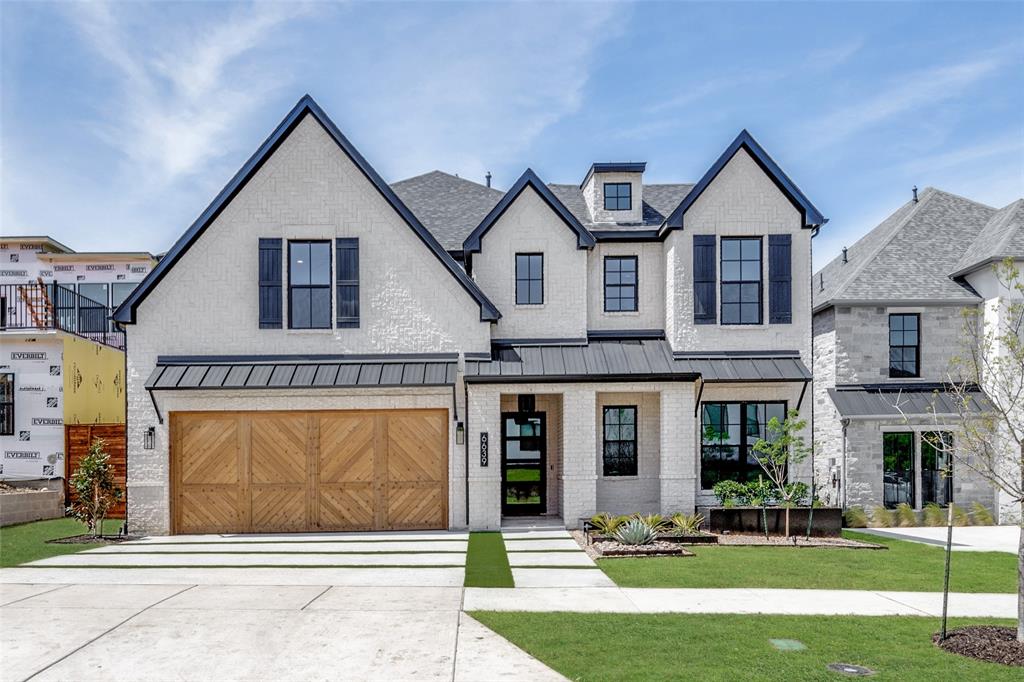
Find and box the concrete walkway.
[857,525,1020,554]
[501,528,615,588]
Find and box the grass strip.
[470,612,1020,681]
[79,550,468,555]
[0,518,122,567]
[464,531,514,588]
[20,563,466,569]
[124,537,467,545]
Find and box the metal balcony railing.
[0,280,126,350]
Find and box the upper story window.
[603,183,632,211]
[78,283,109,334]
[721,238,762,325]
[889,313,919,377]
[604,256,638,312]
[700,401,785,489]
[0,373,13,436]
[515,253,543,305]
[602,406,637,476]
[288,241,331,329]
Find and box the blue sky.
[2,1,1021,269]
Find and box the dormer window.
[603,183,632,211]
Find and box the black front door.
[501,412,546,515]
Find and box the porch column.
[660,383,697,514]
[467,386,502,531]
[561,387,597,528]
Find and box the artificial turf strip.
[470,612,1020,682]
[0,518,121,567]
[463,531,514,588]
[597,530,1016,593]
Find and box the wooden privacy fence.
[64,423,127,519]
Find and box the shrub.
[870,506,894,528]
[712,480,748,506]
[634,513,669,531]
[843,506,869,528]
[590,513,628,536]
[922,503,946,527]
[951,504,971,526]
[784,482,810,506]
[970,502,995,525]
[895,503,918,527]
[67,438,123,538]
[614,518,657,546]
[670,512,705,534]
[746,478,776,506]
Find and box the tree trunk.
[1018,499,1023,643]
[785,506,791,538]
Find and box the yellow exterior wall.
[62,335,126,425]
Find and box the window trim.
[336,238,359,329]
[888,313,921,378]
[515,252,544,306]
[603,255,638,313]
[287,240,332,330]
[0,372,13,436]
[602,405,638,477]
[720,236,763,326]
[700,400,788,490]
[603,182,632,211]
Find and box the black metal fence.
[0,281,125,350]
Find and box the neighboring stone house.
[114,95,827,535]
[812,188,1024,523]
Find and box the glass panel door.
[501,412,546,515]
[921,431,953,506]
[883,432,915,508]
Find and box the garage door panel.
[387,483,446,530]
[179,487,243,534]
[252,486,308,532]
[251,415,308,484]
[387,413,447,483]
[179,417,239,485]
[319,414,375,483]
[319,484,375,530]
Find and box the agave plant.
[613,518,657,546]
[670,512,704,534]
[589,512,627,536]
[634,513,669,531]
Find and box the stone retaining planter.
[709,506,843,537]
[591,540,694,558]
[0,483,64,527]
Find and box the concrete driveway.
[0,531,564,682]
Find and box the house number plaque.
[480,432,489,467]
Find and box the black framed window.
[0,373,13,436]
[336,238,359,328]
[721,238,762,325]
[889,314,920,378]
[922,431,953,506]
[604,256,637,312]
[515,253,543,305]
[77,283,109,333]
[604,183,632,211]
[701,401,786,488]
[603,406,637,476]
[288,241,331,329]
[883,432,915,508]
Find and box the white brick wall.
[470,185,589,339]
[595,392,661,514]
[587,242,665,331]
[581,171,644,225]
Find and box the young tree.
[752,410,811,537]
[67,438,123,538]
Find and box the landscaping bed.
[935,626,1024,667]
[48,532,135,545]
[714,533,881,549]
[590,538,694,558]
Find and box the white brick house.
[115,95,827,534]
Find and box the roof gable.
[463,169,596,254]
[951,198,1024,279]
[661,130,826,233]
[114,95,500,324]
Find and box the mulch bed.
[934,626,1024,667]
[47,534,139,545]
[714,533,883,549]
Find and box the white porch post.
[660,383,697,514]
[561,387,597,528]
[467,386,502,531]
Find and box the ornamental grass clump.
[614,518,657,546]
[922,503,946,527]
[970,502,995,525]
[895,502,919,527]
[843,506,869,528]
[870,506,895,528]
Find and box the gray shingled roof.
[952,199,1024,277]
[813,188,996,310]
[828,384,991,418]
[391,171,503,251]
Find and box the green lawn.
[471,612,1019,681]
[0,517,122,567]
[597,530,1016,593]
[464,531,514,587]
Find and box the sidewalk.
[463,586,1017,618]
[857,525,1019,554]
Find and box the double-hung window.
[515,253,543,305]
[288,241,331,329]
[0,373,13,436]
[602,406,637,476]
[721,238,762,325]
[603,183,632,211]
[700,401,786,488]
[604,256,637,312]
[889,314,919,378]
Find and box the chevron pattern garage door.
[170,410,447,534]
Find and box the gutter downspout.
[463,379,470,528]
[841,417,850,509]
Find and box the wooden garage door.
[170,409,447,534]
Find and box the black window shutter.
[336,238,359,328]
[693,235,716,325]
[769,234,792,324]
[258,238,282,329]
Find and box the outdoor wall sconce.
[144,426,156,450]
[455,422,465,445]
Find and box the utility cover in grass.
[827,662,876,676]
[769,639,807,651]
[464,532,514,587]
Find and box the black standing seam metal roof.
[145,356,458,390]
[828,384,991,418]
[113,94,500,324]
[672,352,812,382]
